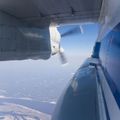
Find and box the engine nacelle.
[0,11,51,61]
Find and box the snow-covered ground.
[0,102,51,120]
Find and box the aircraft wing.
[0,0,102,26]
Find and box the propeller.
[61,25,83,38]
[59,26,83,64]
[50,25,83,64]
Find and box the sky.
[0,23,99,102]
[59,23,99,56]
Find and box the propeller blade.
[59,52,67,64]
[59,48,67,64]
[61,26,82,37]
